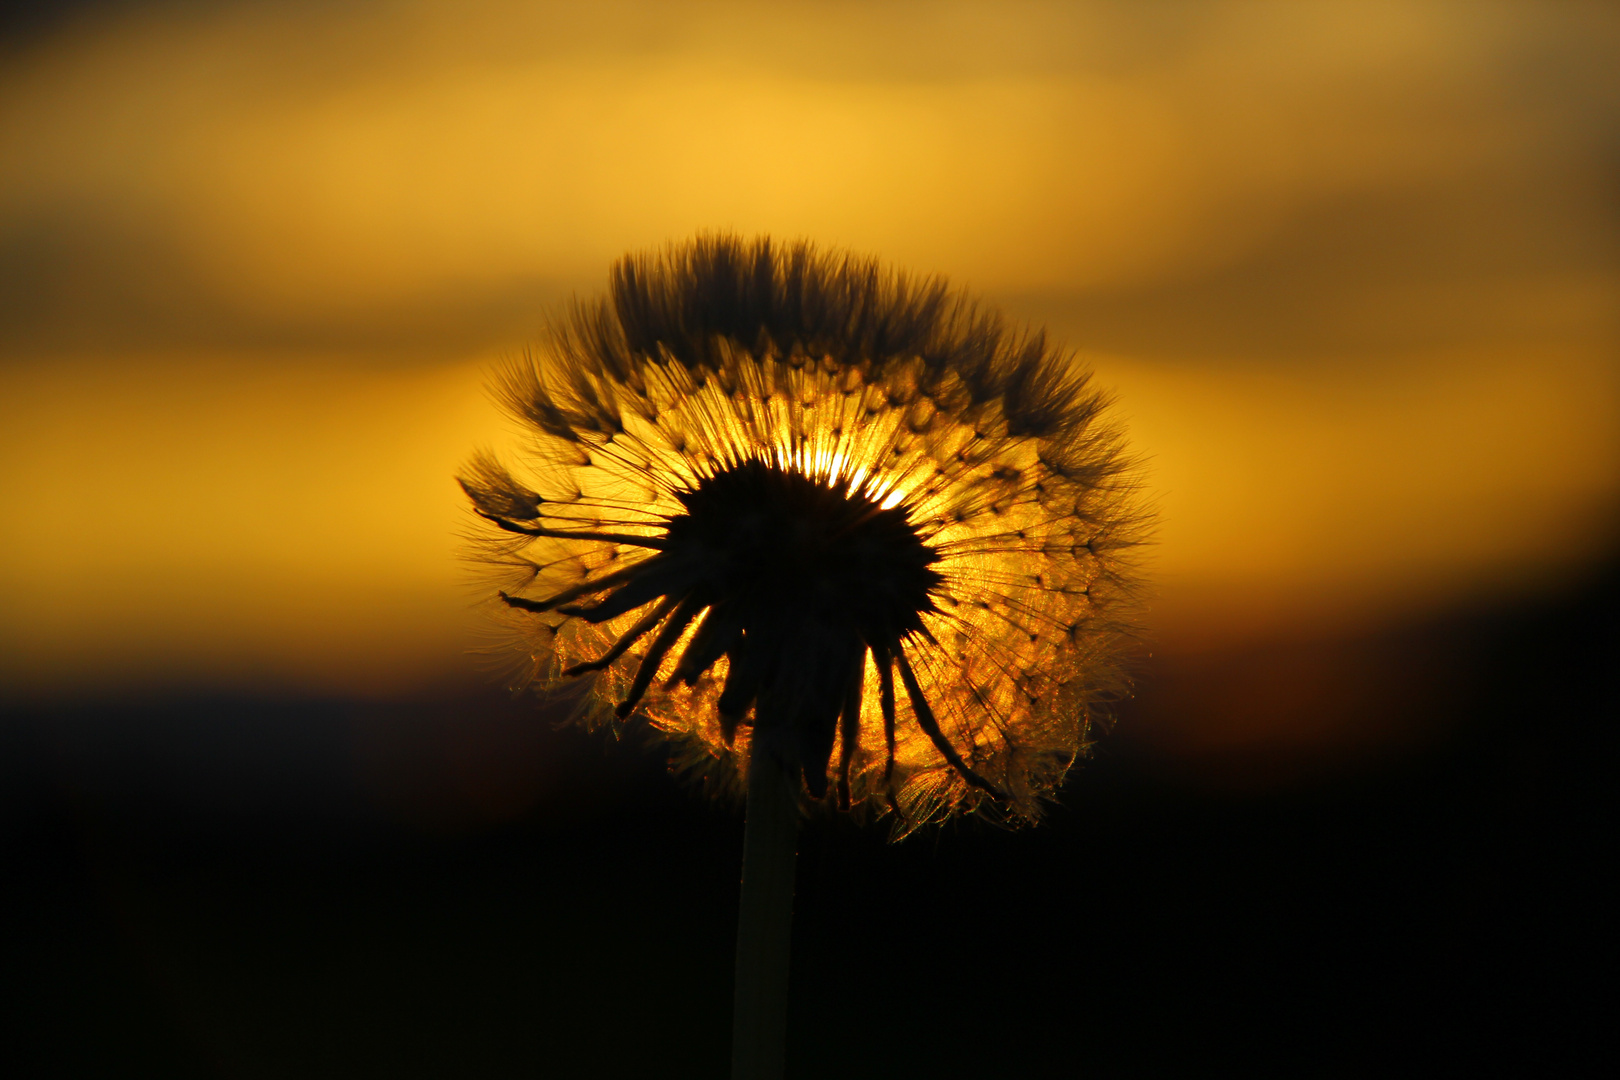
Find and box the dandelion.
[461,234,1143,820]
[458,235,1145,1077]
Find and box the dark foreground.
[4,566,1613,1078]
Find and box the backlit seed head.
[460,235,1147,834]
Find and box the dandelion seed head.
[461,236,1146,833]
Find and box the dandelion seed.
[460,234,1146,832]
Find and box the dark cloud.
[0,212,575,360]
[1010,172,1620,361]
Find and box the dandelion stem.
[731,746,799,1080]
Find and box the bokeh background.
[3,1,1615,1076]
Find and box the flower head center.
[668,459,941,642]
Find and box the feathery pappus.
[459,236,1146,832]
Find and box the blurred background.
[2,1,1615,1075]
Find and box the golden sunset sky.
[2,0,1616,702]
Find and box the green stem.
[730,748,800,1080]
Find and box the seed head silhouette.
[460,235,1145,833]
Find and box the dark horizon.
[8,558,1614,1075]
